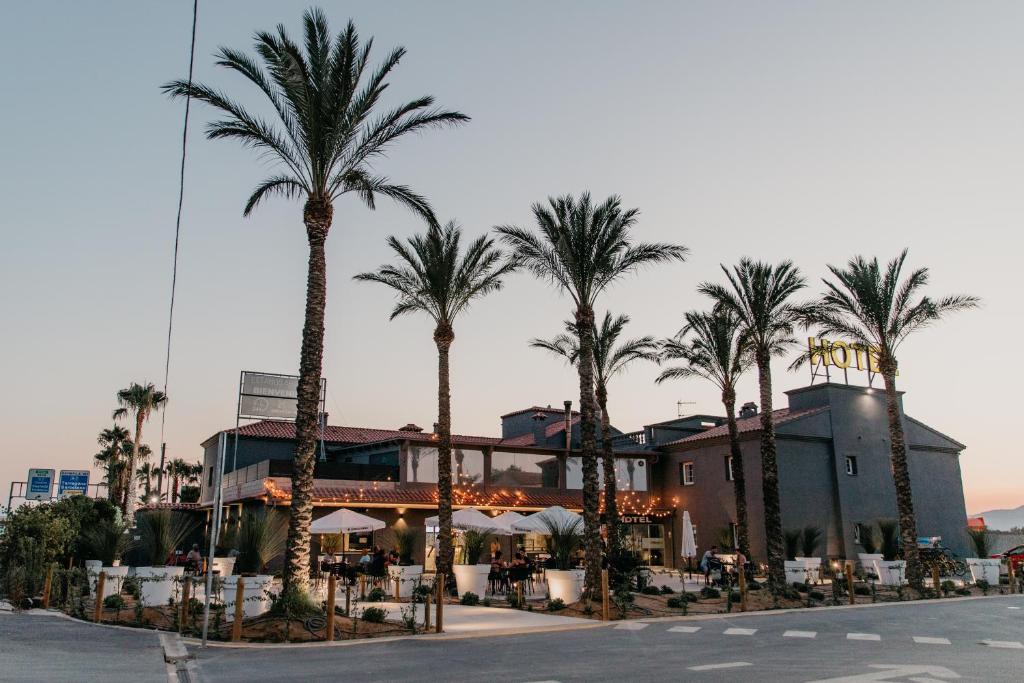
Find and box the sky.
[0,1,1019,514]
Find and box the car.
[991,545,1024,575]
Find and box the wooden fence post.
[231,577,245,642]
[601,569,610,621]
[435,573,445,634]
[359,574,367,600]
[345,584,351,615]
[93,572,106,623]
[42,565,54,609]
[931,564,941,593]
[325,575,336,642]
[179,578,191,632]
[845,562,855,605]
[1008,561,1017,594]
[423,584,431,632]
[738,564,748,612]
[395,576,401,602]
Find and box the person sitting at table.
[488,551,507,594]
[511,551,527,568]
[358,550,372,571]
[387,547,400,566]
[369,546,387,584]
[699,545,719,585]
[185,544,203,573]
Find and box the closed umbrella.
[680,510,697,579]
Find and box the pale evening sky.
[0,1,1019,513]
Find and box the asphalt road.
[193,595,1024,682]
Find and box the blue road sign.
[27,469,55,501]
[58,470,90,498]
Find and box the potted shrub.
[211,525,238,578]
[452,528,493,599]
[783,529,807,585]
[965,528,1000,585]
[857,523,883,578]
[386,527,423,599]
[223,510,286,618]
[543,517,584,604]
[795,526,824,583]
[133,511,197,605]
[82,520,130,595]
[874,519,906,586]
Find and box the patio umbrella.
[680,510,697,578]
[511,506,584,535]
[425,507,505,534]
[491,511,525,534]
[310,508,386,535]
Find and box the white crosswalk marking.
[1008,606,1021,610]
[847,633,881,641]
[913,636,951,645]
[723,627,757,636]
[689,662,752,671]
[668,625,702,633]
[981,640,1023,649]
[783,630,817,638]
[614,622,649,631]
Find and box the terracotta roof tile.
[665,406,829,446]
[224,420,501,447]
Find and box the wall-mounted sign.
[26,469,55,501]
[57,470,90,498]
[238,371,326,421]
[807,337,897,375]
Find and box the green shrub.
[361,607,387,623]
[854,585,871,596]
[747,580,762,591]
[666,596,684,608]
[940,580,956,596]
[547,598,566,611]
[682,592,699,602]
[412,583,432,603]
[808,590,825,601]
[641,585,661,595]
[366,587,387,602]
[659,585,675,594]
[792,581,809,593]
[976,579,990,594]
[481,597,492,607]
[234,510,287,574]
[103,594,125,610]
[460,592,480,606]
[783,587,801,600]
[729,591,742,603]
[955,587,971,596]
[699,586,720,599]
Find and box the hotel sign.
[238,371,326,421]
[807,337,896,375]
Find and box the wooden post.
[359,574,367,599]
[423,584,431,632]
[1008,561,1016,594]
[325,575,336,642]
[231,577,245,642]
[179,578,191,632]
[601,569,610,621]
[738,564,748,612]
[345,584,351,615]
[395,576,401,602]
[42,565,54,609]
[931,564,941,593]
[93,572,106,623]
[845,562,855,605]
[435,573,445,634]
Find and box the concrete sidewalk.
[372,601,595,634]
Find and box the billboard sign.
[27,469,55,501]
[57,470,90,498]
[238,371,326,421]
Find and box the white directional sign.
[26,468,55,501]
[807,663,960,682]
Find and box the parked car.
[991,545,1024,575]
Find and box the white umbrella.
[491,511,525,534]
[425,507,505,534]
[310,508,386,535]
[512,506,584,535]
[680,510,697,578]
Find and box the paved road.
[193,596,1024,682]
[0,611,168,683]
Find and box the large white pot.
[134,566,185,606]
[223,575,275,618]
[452,564,490,599]
[387,565,424,599]
[547,569,584,604]
[85,561,103,597]
[875,560,906,586]
[211,557,236,577]
[785,560,810,585]
[795,557,822,584]
[966,558,1000,585]
[858,553,883,579]
[101,566,130,598]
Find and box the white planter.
[452,564,490,599]
[101,566,130,598]
[387,565,424,598]
[223,575,275,619]
[785,560,810,585]
[546,569,585,604]
[211,557,236,577]
[858,553,883,579]
[795,557,822,584]
[875,560,906,586]
[85,561,103,596]
[134,566,185,606]
[966,558,1000,585]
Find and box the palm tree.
[165,458,189,504]
[96,425,130,503]
[531,312,659,554]
[164,9,468,597]
[700,259,807,593]
[355,221,515,577]
[805,250,978,589]
[113,383,167,525]
[137,462,158,500]
[656,309,754,557]
[498,193,687,596]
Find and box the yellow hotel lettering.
[807,337,896,375]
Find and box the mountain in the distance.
[970,505,1024,531]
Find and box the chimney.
[432,422,440,435]
[398,423,423,433]
[531,411,547,446]
[564,400,573,450]
[739,402,758,419]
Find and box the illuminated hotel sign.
[807,337,896,375]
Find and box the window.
[845,455,858,476]
[853,523,862,544]
[491,451,558,488]
[406,446,484,484]
[566,457,648,491]
[680,461,695,486]
[207,467,214,487]
[725,455,734,481]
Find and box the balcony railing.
[610,430,648,448]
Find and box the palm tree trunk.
[172,475,180,504]
[723,388,750,559]
[124,414,143,526]
[756,353,785,593]
[575,306,601,598]
[596,385,619,555]
[882,367,923,590]
[435,323,456,578]
[283,198,333,597]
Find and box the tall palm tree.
[165,458,189,504]
[805,250,978,589]
[112,383,167,525]
[96,425,130,503]
[164,9,468,597]
[137,462,158,501]
[498,193,687,595]
[531,312,659,554]
[355,221,514,577]
[656,309,754,558]
[700,259,807,593]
